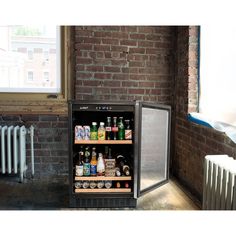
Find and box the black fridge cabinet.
[68,100,171,208]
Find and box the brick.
[86,65,103,72]
[76,72,92,79]
[111,32,129,39]
[110,88,128,94]
[94,45,110,51]
[130,33,145,40]
[138,41,155,47]
[121,26,137,32]
[128,88,145,94]
[94,73,112,79]
[94,31,112,38]
[138,27,154,33]
[129,48,145,54]
[102,38,119,45]
[83,80,101,86]
[111,45,128,52]
[75,43,93,50]
[104,66,121,73]
[76,58,93,64]
[120,40,137,46]
[103,81,121,87]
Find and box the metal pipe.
[29,125,35,178]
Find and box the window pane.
[0,25,60,93]
[200,25,236,126]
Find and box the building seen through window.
[0,25,59,93]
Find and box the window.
[43,71,49,82]
[27,71,34,81]
[199,25,236,127]
[0,25,60,93]
[28,50,33,60]
[0,26,72,114]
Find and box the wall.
[173,26,236,201]
[1,26,176,183]
[75,26,175,104]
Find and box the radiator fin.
[203,155,236,210]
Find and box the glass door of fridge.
[134,102,171,198]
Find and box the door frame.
[134,101,171,198]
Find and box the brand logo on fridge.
[79,106,89,110]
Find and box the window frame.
[0,26,73,115]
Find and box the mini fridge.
[68,100,171,208]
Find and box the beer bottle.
[75,152,83,176]
[83,146,91,176]
[124,119,132,140]
[118,117,125,140]
[105,117,112,140]
[112,117,118,140]
[116,155,130,176]
[90,147,97,176]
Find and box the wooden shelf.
[75,188,131,193]
[75,176,132,181]
[74,140,132,145]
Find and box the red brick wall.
[75,26,175,104]
[173,26,236,201]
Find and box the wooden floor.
[0,176,200,210]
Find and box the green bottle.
[118,117,125,140]
[90,122,98,140]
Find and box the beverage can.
[83,126,90,140]
[75,181,82,189]
[75,125,84,140]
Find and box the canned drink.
[75,125,84,140]
[83,126,90,140]
[75,181,82,189]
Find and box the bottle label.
[90,131,98,140]
[98,130,106,140]
[75,165,83,176]
[112,127,118,132]
[125,129,132,140]
[90,164,97,175]
[105,127,111,132]
[83,163,91,176]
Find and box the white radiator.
[0,125,34,182]
[203,155,236,210]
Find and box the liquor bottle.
[118,117,125,140]
[98,122,106,140]
[116,182,121,188]
[83,146,91,176]
[104,146,109,159]
[124,182,129,188]
[90,147,97,176]
[89,181,97,189]
[108,147,112,159]
[90,122,98,140]
[82,181,89,189]
[115,167,121,177]
[112,117,118,140]
[124,119,132,140]
[75,152,83,176]
[116,155,130,176]
[105,117,112,140]
[97,153,105,176]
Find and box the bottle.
[75,152,83,176]
[108,148,112,159]
[97,181,104,189]
[89,181,97,189]
[105,181,112,189]
[118,117,125,140]
[82,181,89,189]
[98,122,106,140]
[112,117,118,140]
[116,155,130,176]
[115,167,121,177]
[124,119,132,140]
[124,182,129,188]
[75,181,82,189]
[105,117,112,140]
[90,147,97,176]
[104,146,109,159]
[97,153,105,176]
[90,122,98,140]
[83,146,91,176]
[116,182,121,188]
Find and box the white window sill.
[188,112,236,144]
